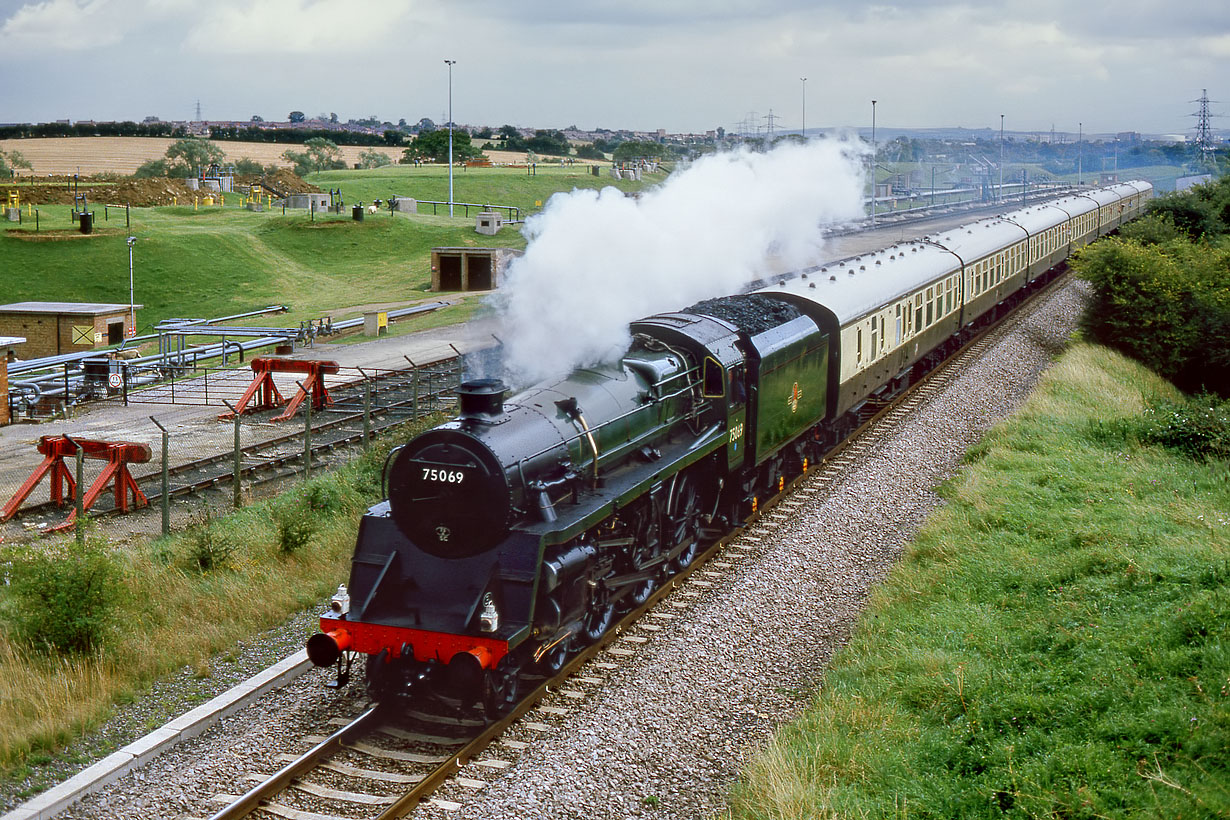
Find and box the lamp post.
[126,236,136,336]
[800,77,807,140]
[1077,121,1082,186]
[445,59,456,218]
[999,114,1004,202]
[870,99,877,226]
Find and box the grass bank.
[305,162,661,216]
[0,412,446,786]
[728,344,1229,818]
[0,166,661,337]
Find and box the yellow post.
[194,197,198,210]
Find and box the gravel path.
[9,278,1089,820]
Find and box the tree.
[165,137,226,174]
[526,129,570,156]
[288,111,306,123]
[357,149,393,169]
[7,150,33,170]
[282,137,346,176]
[613,140,667,161]
[250,115,264,123]
[402,129,482,163]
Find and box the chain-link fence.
[0,357,462,537]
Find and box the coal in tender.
[686,295,802,335]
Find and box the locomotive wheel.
[668,474,704,571]
[483,664,520,717]
[582,600,615,643]
[536,641,569,675]
[365,650,395,701]
[628,574,658,608]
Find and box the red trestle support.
[219,357,339,422]
[2,436,152,529]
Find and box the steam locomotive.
[307,181,1152,713]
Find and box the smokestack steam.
[486,138,868,385]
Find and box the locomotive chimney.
[457,378,507,421]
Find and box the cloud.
[181,0,424,54]
[0,0,126,50]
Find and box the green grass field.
[306,162,655,216]
[728,344,1229,819]
[0,165,662,338]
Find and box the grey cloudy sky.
[1,0,1225,136]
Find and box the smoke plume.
[485,138,868,385]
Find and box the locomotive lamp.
[329,584,350,616]
[480,592,500,633]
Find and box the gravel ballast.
[9,278,1090,820]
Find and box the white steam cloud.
[487,138,868,385]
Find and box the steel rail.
[205,705,387,820]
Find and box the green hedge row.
[1072,177,1230,396]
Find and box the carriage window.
[870,322,877,358]
[856,327,863,363]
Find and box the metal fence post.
[63,434,85,545]
[150,416,170,536]
[299,379,313,478]
[221,399,242,508]
[122,361,129,406]
[410,359,419,418]
[364,378,372,447]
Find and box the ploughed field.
[0,138,405,176]
[1,139,589,177]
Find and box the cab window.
[702,357,725,398]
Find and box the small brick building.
[0,302,141,359]
[430,248,521,292]
[1,336,25,426]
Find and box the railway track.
[4,359,463,528]
[201,271,1074,820]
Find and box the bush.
[231,157,268,175]
[302,481,345,513]
[272,505,316,555]
[184,511,239,572]
[1071,237,1230,396]
[2,538,123,654]
[133,158,170,179]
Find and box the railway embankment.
[727,343,1229,818]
